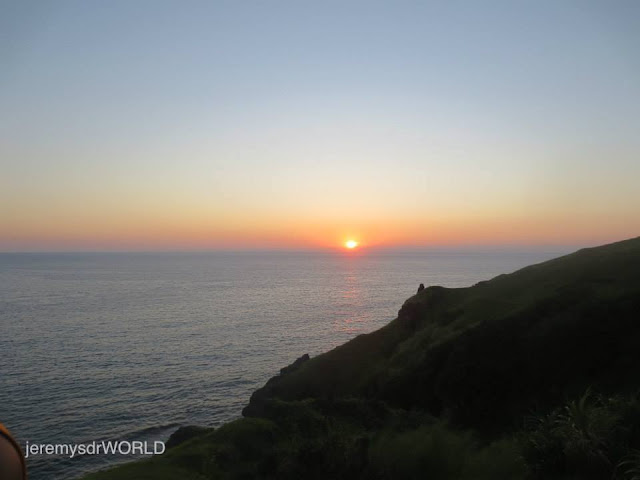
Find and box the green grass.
[368,422,525,480]
[82,461,207,480]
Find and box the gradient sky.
[1,1,639,250]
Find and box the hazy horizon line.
[0,244,590,255]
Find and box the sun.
[345,240,359,249]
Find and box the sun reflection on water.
[332,266,372,335]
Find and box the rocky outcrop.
[242,354,310,417]
[166,425,210,449]
[280,353,310,375]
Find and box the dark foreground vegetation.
[83,237,640,480]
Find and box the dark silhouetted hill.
[83,236,640,480]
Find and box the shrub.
[522,390,640,479]
[367,421,525,480]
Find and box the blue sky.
[2,1,639,250]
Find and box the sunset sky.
[2,1,639,250]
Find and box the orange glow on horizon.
[2,204,638,251]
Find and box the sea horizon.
[0,243,587,254]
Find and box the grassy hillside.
[82,237,640,480]
[245,237,640,430]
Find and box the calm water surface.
[0,249,571,479]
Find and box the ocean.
[0,248,571,479]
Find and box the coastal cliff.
[83,237,640,480]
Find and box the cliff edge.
[83,236,640,480]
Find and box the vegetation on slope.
[82,237,640,480]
